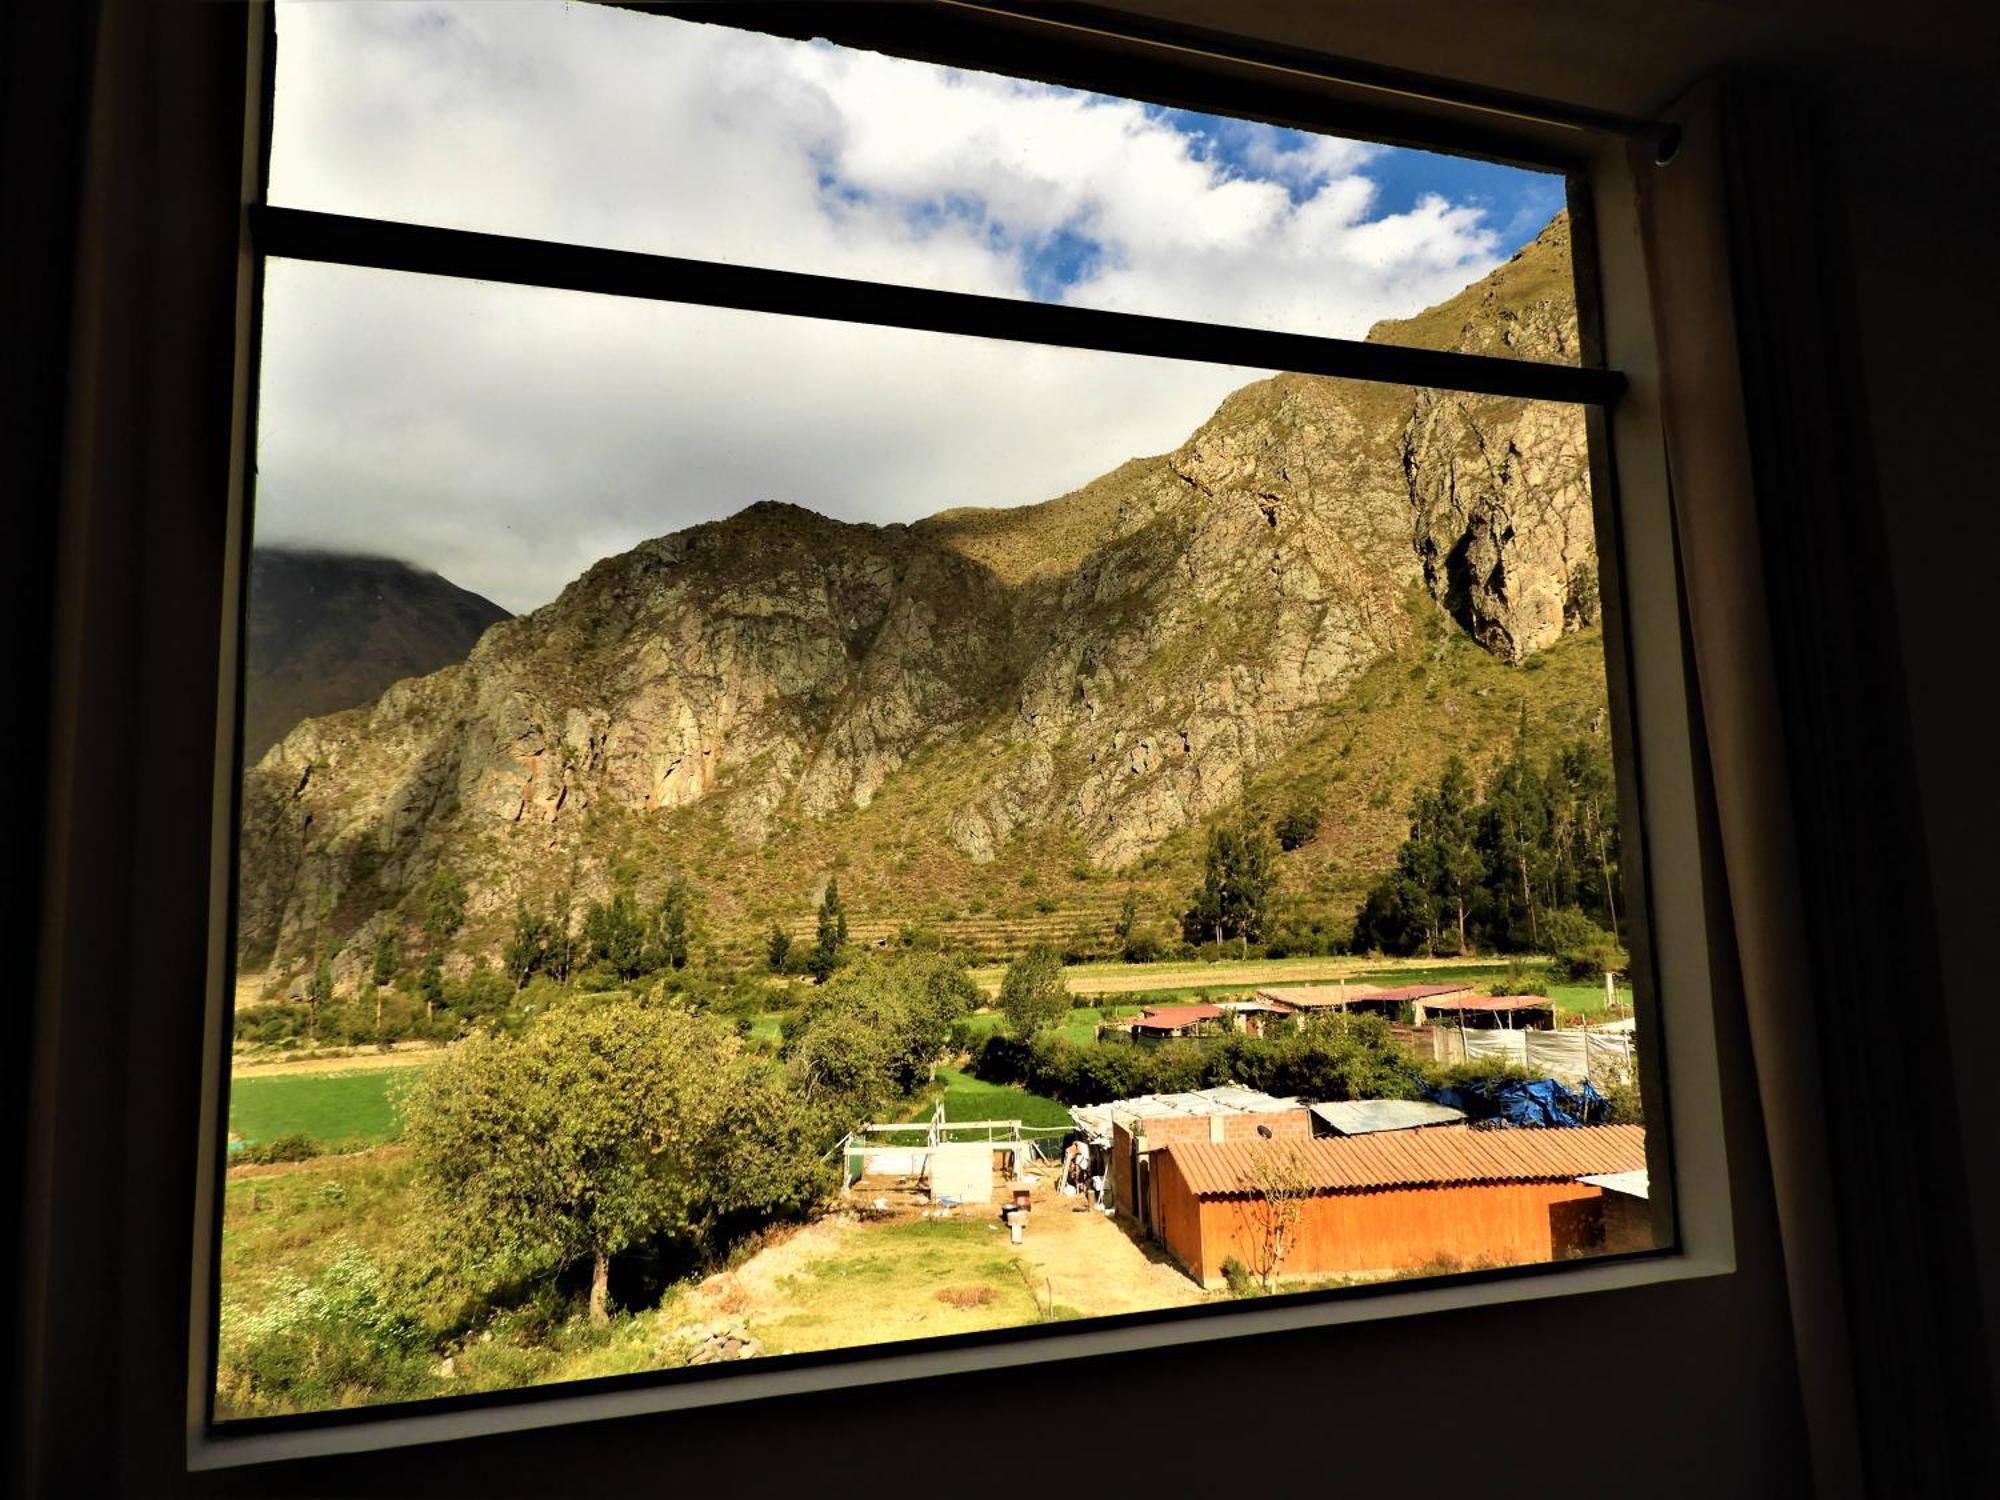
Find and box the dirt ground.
[679,1161,1209,1352]
[1005,1170,1209,1317]
[229,1043,450,1078]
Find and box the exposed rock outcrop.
[237,213,1596,970]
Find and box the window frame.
[186,0,1736,1469]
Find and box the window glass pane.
[220,228,1653,1421]
[266,0,1579,359]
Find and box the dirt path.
[230,1044,451,1078]
[969,953,1506,996]
[1009,1185,1210,1317]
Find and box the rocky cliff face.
[237,214,1593,971]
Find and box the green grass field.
[931,1066,1072,1128]
[227,1068,410,1149]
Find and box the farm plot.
[227,1066,412,1150]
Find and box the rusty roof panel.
[1419,994,1554,1012]
[1160,1125,1648,1196]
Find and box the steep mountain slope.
[243,550,510,760]
[237,214,1599,975]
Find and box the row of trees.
[969,1015,1440,1108]
[1354,735,1624,960]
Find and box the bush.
[215,1248,430,1416]
[1273,801,1321,851]
[1120,929,1164,964]
[1221,1256,1262,1299]
[235,1132,322,1165]
[1543,907,1628,981]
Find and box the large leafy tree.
[1183,821,1277,953]
[403,1000,823,1324]
[998,944,1070,1036]
[782,955,979,1106]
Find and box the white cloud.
[254,258,1261,614]
[255,0,1548,611]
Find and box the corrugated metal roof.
[1068,1087,1299,1143]
[1579,1170,1650,1199]
[1257,983,1473,1008]
[1131,1004,1225,1030]
[1353,984,1478,1003]
[1161,1125,1648,1196]
[1419,994,1553,1012]
[1310,1099,1467,1134]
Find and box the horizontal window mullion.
[251,205,1623,407]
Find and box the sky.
[255,0,1567,614]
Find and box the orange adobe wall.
[1158,1173,1615,1287]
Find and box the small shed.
[1259,982,1473,1021]
[1579,1169,1655,1252]
[1068,1087,1309,1229]
[925,1141,999,1205]
[1309,1099,1467,1137]
[1128,1003,1226,1039]
[1416,993,1556,1028]
[1214,999,1289,1037]
[1150,1125,1649,1286]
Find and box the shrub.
[1274,801,1321,851]
[215,1248,430,1416]
[1221,1256,1261,1298]
[236,1133,322,1165]
[1120,929,1164,964]
[1543,907,1628,981]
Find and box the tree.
[504,902,555,989]
[1183,821,1276,955]
[1428,756,1484,956]
[416,950,445,1023]
[1113,890,1140,948]
[584,889,649,979]
[546,885,579,983]
[307,951,335,1042]
[765,923,793,974]
[1543,907,1628,982]
[809,879,847,983]
[783,954,981,1104]
[1477,749,1553,950]
[1274,799,1321,851]
[652,878,696,972]
[1234,1144,1317,1292]
[370,926,399,988]
[404,1000,772,1325]
[420,868,467,952]
[999,944,1069,1036]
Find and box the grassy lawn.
[1548,980,1635,1020]
[227,1067,411,1149]
[751,1219,1050,1355]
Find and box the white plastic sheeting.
[1455,1027,1638,1084]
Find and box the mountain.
[236,214,1607,975]
[241,550,510,761]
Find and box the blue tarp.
[1423,1077,1610,1128]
